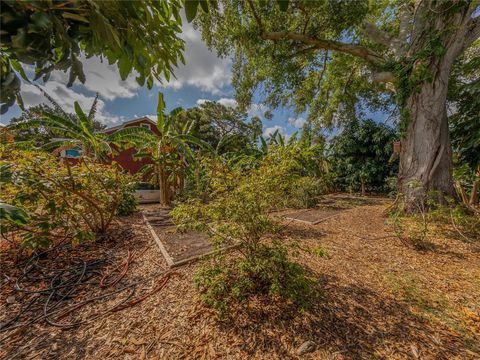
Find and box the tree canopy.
[194,0,480,206]
[0,0,185,113]
[195,0,479,128]
[179,101,263,154]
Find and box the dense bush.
[116,181,138,216]
[0,149,136,249]
[172,147,317,315]
[330,119,398,194]
[290,176,329,209]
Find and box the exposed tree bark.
[398,81,456,207]
[397,3,476,209]
[260,31,386,66]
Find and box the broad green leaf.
[0,203,29,226]
[276,0,289,11]
[184,0,200,22]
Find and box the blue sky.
[0,20,306,138]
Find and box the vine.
[386,33,446,137]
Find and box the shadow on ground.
[216,274,468,359]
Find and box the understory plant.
[388,184,480,249]
[0,148,136,249]
[172,147,317,315]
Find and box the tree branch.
[464,15,480,50]
[361,21,393,47]
[260,31,385,66]
[393,4,413,56]
[247,0,264,33]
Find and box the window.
[140,123,151,130]
[65,148,81,158]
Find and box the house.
[104,117,159,175]
[60,117,158,175]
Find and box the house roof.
[104,116,156,133]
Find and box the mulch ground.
[142,204,212,264]
[1,198,479,359]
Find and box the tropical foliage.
[8,103,106,148]
[330,119,398,195]
[1,0,185,113]
[7,90,114,161]
[172,146,320,315]
[449,44,480,208]
[0,148,136,250]
[111,93,206,206]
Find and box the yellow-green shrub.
[0,148,136,249]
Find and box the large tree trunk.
[398,64,456,209]
[396,2,477,211]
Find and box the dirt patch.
[1,198,479,359]
[159,229,212,263]
[141,204,213,266]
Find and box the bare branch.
[260,31,386,66]
[361,5,413,58]
[393,4,413,56]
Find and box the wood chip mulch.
[1,200,479,359]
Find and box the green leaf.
[199,1,209,12]
[147,75,153,89]
[0,203,29,226]
[10,60,29,82]
[184,0,200,22]
[276,0,289,11]
[157,92,166,116]
[31,12,51,29]
[62,12,89,23]
[118,56,132,81]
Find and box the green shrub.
[172,146,317,315]
[289,176,327,208]
[116,179,138,216]
[0,148,135,249]
[195,242,314,315]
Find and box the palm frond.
[34,85,67,116]
[87,93,99,122]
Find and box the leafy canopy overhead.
[194,0,480,128]
[0,0,185,113]
[179,101,263,154]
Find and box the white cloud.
[217,98,237,108]
[288,116,306,128]
[20,82,125,125]
[247,103,269,118]
[159,21,231,95]
[263,125,286,138]
[51,56,139,101]
[144,114,158,121]
[196,97,237,108]
[196,98,271,120]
